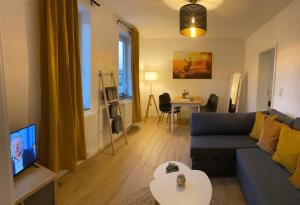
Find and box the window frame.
[78,7,91,111]
[118,34,132,100]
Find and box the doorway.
[256,47,277,111]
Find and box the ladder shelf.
[98,70,128,155]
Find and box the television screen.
[10,124,37,176]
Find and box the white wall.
[78,1,133,157]
[78,0,119,156]
[244,0,300,117]
[140,37,245,116]
[0,0,40,131]
[0,16,14,205]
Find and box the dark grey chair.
[157,93,181,126]
[200,94,219,112]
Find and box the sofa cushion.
[250,112,277,140]
[236,148,300,205]
[257,117,281,154]
[293,118,300,131]
[270,109,295,126]
[190,112,256,136]
[289,154,300,189]
[272,125,300,173]
[190,135,257,159]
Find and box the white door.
[256,47,276,111]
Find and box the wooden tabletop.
[171,96,202,105]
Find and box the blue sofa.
[190,109,300,205]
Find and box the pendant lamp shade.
[180,3,207,38]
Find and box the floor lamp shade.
[145,72,158,81]
[180,3,207,38]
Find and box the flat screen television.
[10,124,37,176]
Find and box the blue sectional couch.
[190,109,300,205]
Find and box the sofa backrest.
[190,112,256,136]
[293,118,300,131]
[270,109,295,127]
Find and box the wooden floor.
[57,118,246,205]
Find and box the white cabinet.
[14,164,57,205]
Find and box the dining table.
[170,96,203,132]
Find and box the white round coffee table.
[150,161,212,205]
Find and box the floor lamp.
[144,72,160,122]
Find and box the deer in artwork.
[183,57,192,73]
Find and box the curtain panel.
[39,0,87,172]
[131,28,142,123]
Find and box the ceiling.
[102,0,294,39]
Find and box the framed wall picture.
[173,51,212,79]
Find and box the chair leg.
[157,112,163,126]
[161,113,165,122]
[169,113,171,130]
[167,113,169,123]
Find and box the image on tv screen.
[10,124,37,176]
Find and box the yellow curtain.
[131,28,142,123]
[39,0,87,172]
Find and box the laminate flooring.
[57,118,246,205]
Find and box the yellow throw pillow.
[272,125,300,173]
[257,117,281,154]
[250,112,276,140]
[289,154,300,189]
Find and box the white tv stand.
[14,164,57,205]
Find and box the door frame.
[256,44,278,110]
[271,44,278,109]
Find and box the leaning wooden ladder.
[99,71,128,155]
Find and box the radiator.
[119,99,133,129]
[84,111,98,158]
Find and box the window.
[118,34,132,99]
[79,7,91,110]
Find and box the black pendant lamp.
[180,0,207,38]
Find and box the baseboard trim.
[87,145,99,159]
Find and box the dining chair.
[157,93,181,126]
[200,94,219,112]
